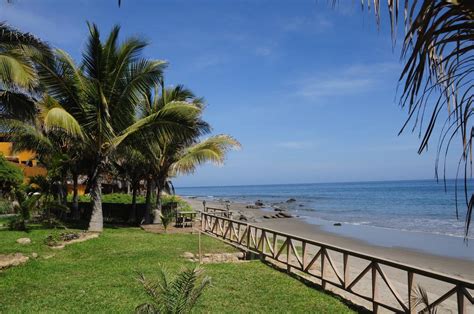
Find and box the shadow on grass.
[260,259,371,314]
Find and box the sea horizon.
[176,179,474,241]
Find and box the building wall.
[1,141,46,181]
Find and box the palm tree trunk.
[128,182,138,224]
[71,172,80,220]
[88,168,103,232]
[144,178,153,224]
[153,182,162,224]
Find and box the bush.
[67,193,147,204]
[0,197,12,214]
[0,155,24,193]
[162,195,192,212]
[8,216,27,231]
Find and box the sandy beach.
[186,196,474,312]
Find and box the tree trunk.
[71,172,80,220]
[88,173,103,232]
[128,182,138,224]
[153,182,162,224]
[144,178,154,224]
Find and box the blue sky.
[0,0,459,186]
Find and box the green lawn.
[0,222,356,313]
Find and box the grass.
[0,223,356,313]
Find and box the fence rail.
[201,212,474,313]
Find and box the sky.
[0,0,461,187]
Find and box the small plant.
[410,285,438,314]
[44,232,81,247]
[160,212,174,232]
[135,266,211,314]
[8,215,27,231]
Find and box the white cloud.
[293,62,400,100]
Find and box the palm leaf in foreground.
[136,266,211,314]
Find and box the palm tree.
[0,23,51,131]
[135,266,211,314]
[33,24,202,232]
[156,134,240,222]
[133,84,210,223]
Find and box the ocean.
[176,179,473,239]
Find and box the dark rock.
[280,212,293,218]
[274,207,284,212]
[263,215,271,219]
[238,215,248,221]
[299,204,304,207]
[255,200,264,207]
[246,205,258,209]
[286,198,296,203]
[333,223,342,226]
[275,213,284,218]
[271,215,277,218]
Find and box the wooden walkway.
[201,212,474,313]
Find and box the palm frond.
[0,49,37,88]
[135,266,211,314]
[0,90,37,121]
[171,135,241,175]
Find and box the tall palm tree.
[135,84,240,223]
[133,84,210,223]
[34,24,202,232]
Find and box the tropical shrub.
[162,195,192,212]
[0,197,12,214]
[67,193,147,204]
[136,266,211,314]
[0,155,24,194]
[160,212,174,232]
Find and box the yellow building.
[0,136,47,179]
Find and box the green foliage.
[67,193,147,204]
[44,232,80,247]
[8,215,27,231]
[136,266,211,314]
[0,197,12,214]
[162,195,192,212]
[160,212,174,232]
[0,155,24,192]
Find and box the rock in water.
[238,215,248,221]
[333,223,342,226]
[255,200,264,207]
[16,238,31,245]
[286,198,296,203]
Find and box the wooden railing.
[204,206,232,218]
[201,213,474,313]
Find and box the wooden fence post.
[372,263,378,313]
